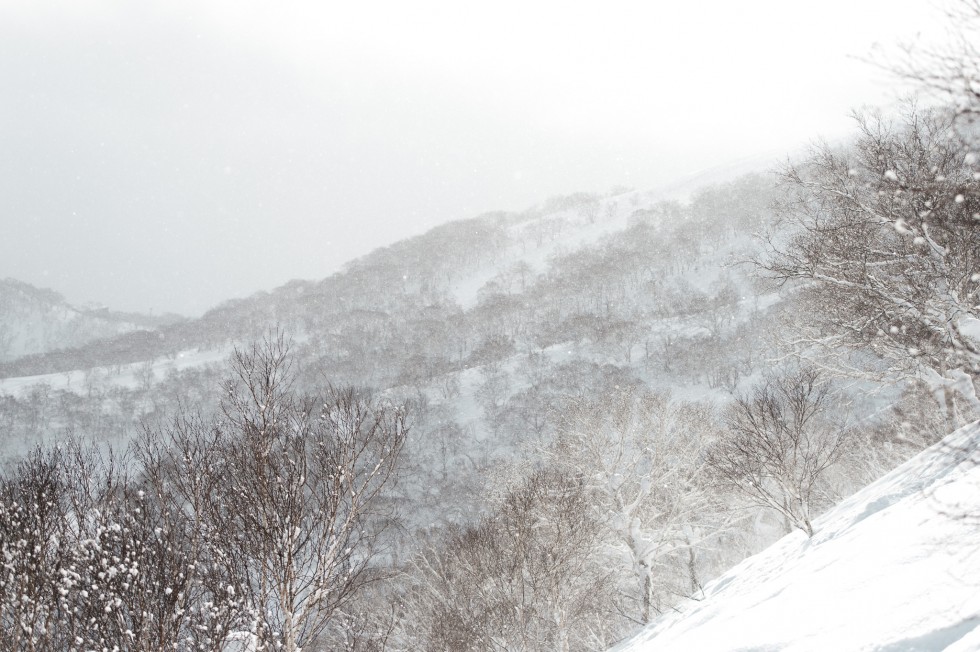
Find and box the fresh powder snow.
[612,421,980,652]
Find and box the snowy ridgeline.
[613,422,980,652]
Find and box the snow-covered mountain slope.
[0,277,182,362]
[613,422,980,652]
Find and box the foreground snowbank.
[613,422,980,652]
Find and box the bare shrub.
[706,368,850,537]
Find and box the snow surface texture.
[613,422,980,652]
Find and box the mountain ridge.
[0,277,184,363]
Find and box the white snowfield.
[613,421,980,652]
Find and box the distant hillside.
[0,174,775,381]
[0,168,965,650]
[0,174,784,494]
[0,278,183,363]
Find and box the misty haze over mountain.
[2,3,979,652]
[0,0,941,315]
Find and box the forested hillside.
[0,174,779,460]
[2,108,976,648]
[2,21,980,649]
[0,278,182,362]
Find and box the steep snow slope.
[613,422,980,652]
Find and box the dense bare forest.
[2,2,979,651]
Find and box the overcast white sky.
[0,0,947,316]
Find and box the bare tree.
[401,469,620,652]
[548,389,733,623]
[875,0,980,494]
[474,363,509,435]
[135,360,156,392]
[134,417,252,651]
[0,332,404,652]
[0,437,245,652]
[884,0,980,154]
[211,333,407,651]
[0,445,73,651]
[766,105,980,420]
[706,368,850,537]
